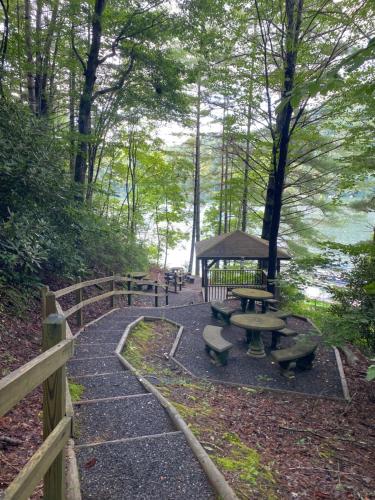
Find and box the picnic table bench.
[267,310,292,320]
[271,327,297,349]
[210,302,237,323]
[271,334,318,377]
[203,325,233,366]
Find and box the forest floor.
[124,318,375,499]
[0,276,374,498]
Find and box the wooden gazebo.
[196,230,291,301]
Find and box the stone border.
[115,316,238,500]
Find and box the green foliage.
[121,321,154,369]
[0,101,150,308]
[325,247,375,352]
[214,432,274,486]
[69,381,85,402]
[366,365,375,382]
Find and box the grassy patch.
[122,321,154,369]
[69,381,84,401]
[214,433,262,485]
[287,298,330,330]
[121,319,178,377]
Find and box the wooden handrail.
[54,276,115,298]
[3,416,71,500]
[2,271,170,498]
[54,274,168,298]
[64,290,114,318]
[1,314,73,500]
[0,338,73,417]
[50,274,169,322]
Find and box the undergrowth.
[69,381,85,401]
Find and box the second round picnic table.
[231,287,274,313]
[230,313,285,358]
[129,272,148,279]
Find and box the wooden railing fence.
[164,271,184,293]
[0,310,73,500]
[204,269,267,302]
[0,273,168,499]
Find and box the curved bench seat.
[203,325,233,366]
[271,335,318,377]
[210,302,237,323]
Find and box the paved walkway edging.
[116,317,239,500]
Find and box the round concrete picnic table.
[129,272,148,279]
[231,288,274,313]
[230,313,285,358]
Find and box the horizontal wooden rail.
[55,274,168,298]
[54,276,115,298]
[0,339,73,417]
[115,276,168,290]
[64,290,114,318]
[3,416,71,500]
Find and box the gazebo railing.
[208,268,265,286]
[204,268,267,302]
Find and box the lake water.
[166,207,374,302]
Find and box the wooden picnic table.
[232,288,274,313]
[230,313,285,358]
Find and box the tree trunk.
[36,0,60,116]
[192,79,201,275]
[241,101,252,232]
[267,0,304,292]
[261,171,275,240]
[69,40,76,179]
[218,103,226,235]
[74,0,106,190]
[223,132,229,233]
[24,0,36,113]
[0,0,9,95]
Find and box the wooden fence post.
[154,281,158,307]
[42,313,67,500]
[110,272,115,308]
[75,277,83,327]
[165,284,169,306]
[40,285,49,320]
[127,275,132,306]
[45,291,57,317]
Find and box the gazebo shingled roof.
[196,230,290,260]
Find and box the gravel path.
[70,310,215,499]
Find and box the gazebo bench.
[271,327,297,349]
[210,302,237,323]
[203,325,233,366]
[271,335,318,377]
